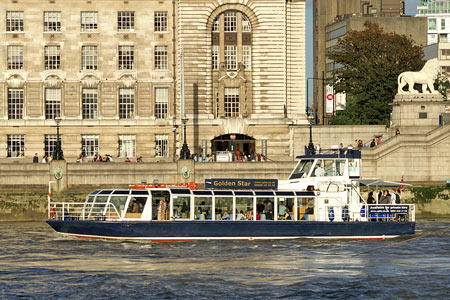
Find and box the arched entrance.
[211,134,255,162]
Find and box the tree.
[327,21,424,125]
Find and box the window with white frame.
[6,11,24,32]
[155,45,168,70]
[155,87,169,119]
[212,45,219,70]
[243,45,251,70]
[8,88,24,120]
[119,88,134,119]
[82,45,97,70]
[81,11,98,31]
[242,15,251,32]
[44,11,61,32]
[224,87,239,117]
[225,45,237,70]
[7,135,24,158]
[7,45,23,70]
[119,45,134,70]
[154,12,168,32]
[44,134,57,158]
[45,88,61,119]
[119,135,136,157]
[441,18,446,30]
[224,11,237,32]
[118,11,134,31]
[155,134,169,157]
[81,135,99,157]
[82,88,98,119]
[45,45,61,70]
[212,18,219,32]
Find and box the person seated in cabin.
[247,209,254,220]
[257,200,265,214]
[278,200,287,219]
[174,205,182,218]
[284,209,292,220]
[222,211,231,220]
[314,163,325,177]
[236,210,245,220]
[266,209,273,220]
[131,199,139,213]
[216,209,223,220]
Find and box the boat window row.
[83,189,316,221]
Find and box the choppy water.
[0,220,449,299]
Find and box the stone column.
[49,160,68,195]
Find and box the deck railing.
[48,202,121,221]
[359,204,415,222]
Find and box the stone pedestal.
[177,159,195,183]
[49,160,67,195]
[391,93,449,131]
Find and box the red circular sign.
[327,94,334,101]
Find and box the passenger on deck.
[367,192,375,204]
[314,163,325,177]
[379,190,389,204]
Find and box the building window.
[81,11,98,32]
[8,88,24,120]
[242,15,251,32]
[45,46,61,70]
[155,87,169,119]
[224,11,237,32]
[224,87,239,117]
[155,134,169,157]
[82,45,97,70]
[243,45,251,70]
[154,12,168,32]
[119,135,136,157]
[7,135,24,158]
[155,45,168,70]
[44,134,57,158]
[45,88,61,119]
[118,45,134,70]
[6,11,24,32]
[82,88,98,119]
[44,11,61,32]
[212,18,219,32]
[441,18,446,30]
[81,135,99,157]
[7,45,23,70]
[225,45,237,70]
[428,18,437,30]
[118,11,134,32]
[119,88,134,119]
[212,45,219,70]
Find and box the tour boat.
[46,149,415,242]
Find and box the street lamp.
[180,117,191,159]
[307,112,316,155]
[53,117,64,160]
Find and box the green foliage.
[327,21,424,125]
[435,74,450,100]
[410,186,449,204]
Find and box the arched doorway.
[211,134,255,162]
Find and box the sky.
[305,0,421,105]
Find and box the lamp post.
[180,117,191,159]
[53,117,64,160]
[307,112,316,155]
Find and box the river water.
[0,219,449,299]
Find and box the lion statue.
[397,58,440,94]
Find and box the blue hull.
[46,220,415,241]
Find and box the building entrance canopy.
[211,134,255,162]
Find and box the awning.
[356,179,412,187]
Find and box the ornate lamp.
[307,112,316,155]
[53,117,64,160]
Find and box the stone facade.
[0,0,307,162]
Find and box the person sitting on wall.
[125,157,131,163]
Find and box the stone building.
[0,0,307,162]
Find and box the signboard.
[348,159,360,178]
[205,178,278,190]
[201,139,207,158]
[335,92,346,110]
[325,84,334,115]
[215,151,232,162]
[368,205,410,214]
[261,139,267,157]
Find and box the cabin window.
[194,197,212,220]
[214,197,233,220]
[336,160,346,176]
[172,196,190,219]
[297,198,314,221]
[93,196,109,217]
[256,197,274,220]
[236,197,254,220]
[109,196,128,218]
[125,196,148,219]
[277,197,294,220]
[289,160,313,179]
[83,196,95,218]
